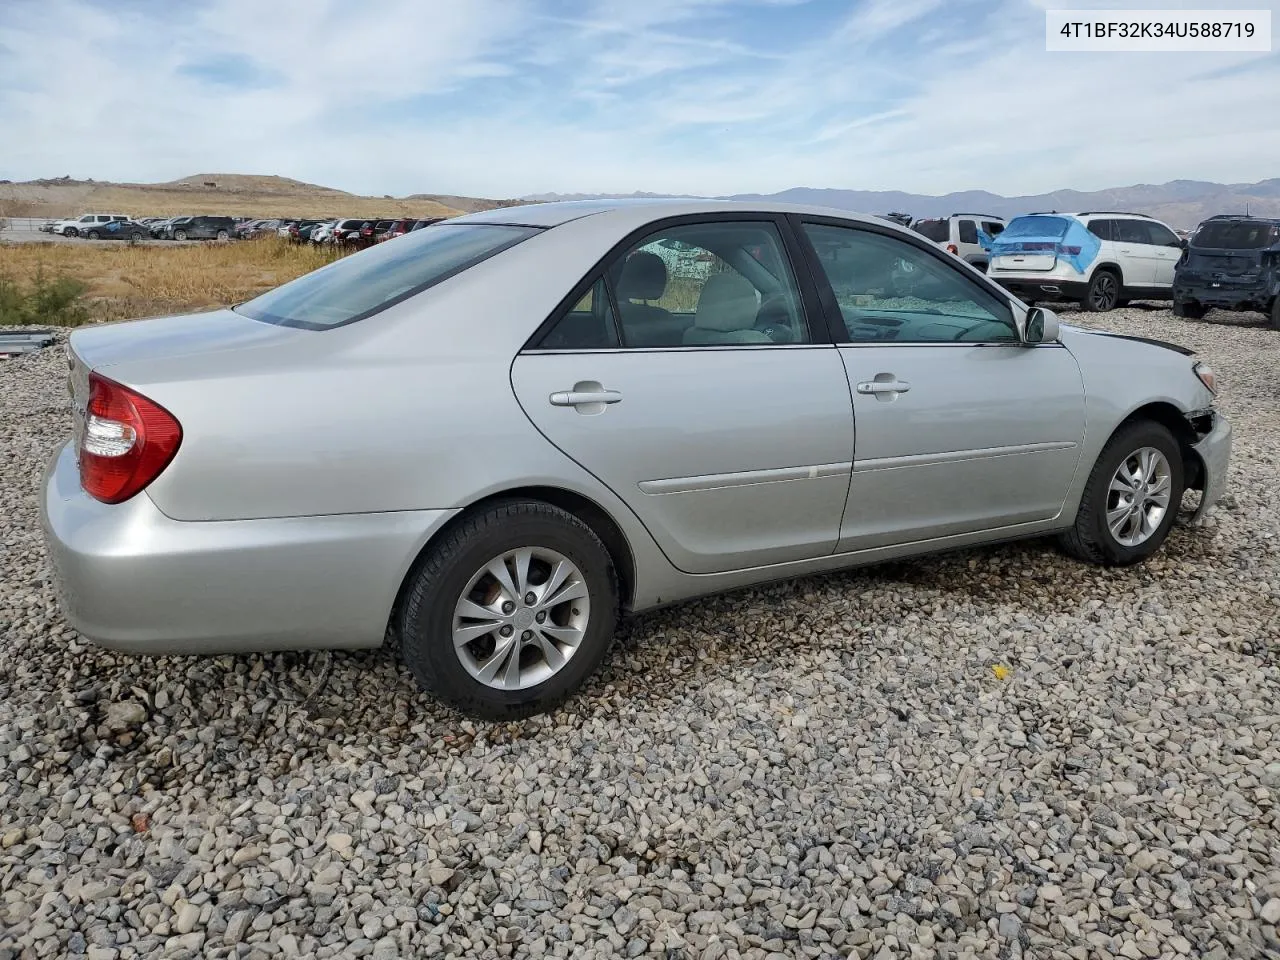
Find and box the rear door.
[511,215,855,575]
[795,217,1086,550]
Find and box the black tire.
[1059,420,1185,566]
[130,232,143,242]
[86,230,100,240]
[1082,270,1120,312]
[173,229,188,241]
[1173,299,1207,320]
[1269,297,1280,331]
[64,227,78,238]
[398,500,619,720]
[216,229,229,241]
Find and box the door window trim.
[787,213,1029,347]
[522,212,834,352]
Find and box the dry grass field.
[0,237,345,325]
[0,173,484,220]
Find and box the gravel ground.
[1,305,1278,960]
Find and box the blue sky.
[1,0,1278,198]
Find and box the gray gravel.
[1,305,1278,960]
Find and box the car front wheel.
[86,230,101,240]
[173,230,187,241]
[1059,420,1185,566]
[1083,270,1120,312]
[398,500,619,720]
[216,229,229,240]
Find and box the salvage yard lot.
[1,305,1278,958]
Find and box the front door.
[511,217,855,575]
[1142,220,1184,288]
[795,219,1087,551]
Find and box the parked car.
[164,216,235,241]
[84,219,149,242]
[911,214,1007,271]
[309,220,338,244]
[987,212,1184,311]
[410,218,445,232]
[332,218,374,246]
[381,218,417,241]
[51,213,130,237]
[40,199,1231,720]
[1172,215,1280,328]
[287,220,325,243]
[149,218,178,238]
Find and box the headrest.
[694,273,759,332]
[617,251,667,301]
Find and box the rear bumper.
[1173,279,1275,309]
[1187,410,1232,524]
[40,441,457,654]
[989,275,1089,302]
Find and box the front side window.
[1145,222,1180,247]
[607,221,809,348]
[802,222,1017,344]
[237,223,541,329]
[982,221,1005,236]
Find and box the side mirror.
[1024,306,1060,344]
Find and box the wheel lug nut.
[500,625,513,637]
[521,630,532,641]
[524,592,537,605]
[501,601,515,614]
[535,611,546,623]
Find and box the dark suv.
[1174,215,1280,329]
[164,216,236,241]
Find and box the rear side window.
[1193,220,1278,249]
[237,223,541,330]
[957,220,978,244]
[982,221,1004,236]
[1114,220,1150,244]
[1086,220,1115,242]
[912,219,949,242]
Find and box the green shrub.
[0,266,89,327]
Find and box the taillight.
[1057,245,1081,256]
[80,372,182,504]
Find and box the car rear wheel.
[1059,420,1184,566]
[398,500,619,720]
[216,229,229,240]
[64,227,78,238]
[1173,299,1207,320]
[1083,270,1120,312]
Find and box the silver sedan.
[40,200,1232,718]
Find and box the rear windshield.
[236,223,542,329]
[1192,220,1279,250]
[1002,216,1069,239]
[911,219,949,242]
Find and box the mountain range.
[521,180,1280,230]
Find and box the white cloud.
[0,0,1277,198]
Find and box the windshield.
[1001,216,1069,239]
[1192,220,1278,250]
[236,223,541,329]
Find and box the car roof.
[447,197,897,230]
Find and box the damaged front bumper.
[1183,408,1232,525]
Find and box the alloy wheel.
[452,547,590,690]
[1106,446,1173,547]
[1090,273,1117,310]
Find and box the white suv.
[52,213,130,237]
[910,214,1007,272]
[987,212,1184,312]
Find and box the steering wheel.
[755,295,796,343]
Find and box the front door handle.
[856,379,910,395]
[549,390,622,406]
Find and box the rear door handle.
[857,379,910,395]
[549,389,623,406]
